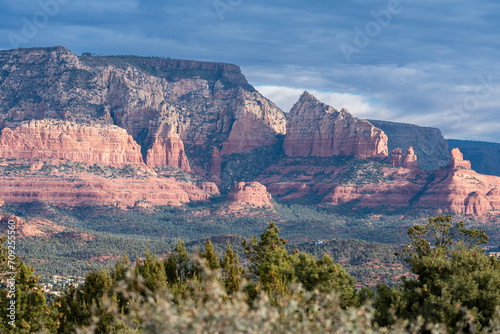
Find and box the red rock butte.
[146,134,191,172]
[390,148,404,167]
[403,147,418,169]
[389,147,418,169]
[283,92,388,159]
[0,120,145,168]
[226,182,272,207]
[418,148,500,215]
[0,47,287,173]
[0,47,498,217]
[450,148,472,170]
[0,175,213,208]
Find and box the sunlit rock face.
[0,46,286,172]
[0,120,145,168]
[284,92,388,159]
[227,182,272,207]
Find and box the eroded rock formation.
[403,147,418,169]
[464,192,492,216]
[369,119,450,171]
[146,134,191,172]
[221,91,286,155]
[0,120,145,168]
[390,148,404,167]
[198,182,220,195]
[418,149,500,215]
[283,92,388,159]
[226,182,272,207]
[0,175,212,208]
[210,147,222,175]
[450,148,472,170]
[321,169,425,207]
[0,46,286,172]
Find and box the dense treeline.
[8,201,434,280]
[2,215,500,332]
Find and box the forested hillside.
[3,217,500,333]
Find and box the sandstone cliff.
[253,148,500,216]
[210,147,222,175]
[403,147,418,169]
[418,149,500,215]
[450,148,472,170]
[390,148,404,167]
[198,182,220,195]
[0,46,286,173]
[146,134,191,172]
[255,156,425,208]
[284,92,388,159]
[390,147,418,169]
[0,120,145,168]
[0,47,498,217]
[447,139,500,176]
[0,174,212,208]
[226,182,272,207]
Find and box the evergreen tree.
[376,215,500,332]
[164,238,199,286]
[294,253,358,308]
[243,222,295,296]
[0,263,58,333]
[110,255,133,316]
[200,239,220,270]
[57,269,116,333]
[221,241,243,295]
[135,249,167,293]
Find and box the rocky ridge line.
[284,92,388,159]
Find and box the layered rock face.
[255,157,426,208]
[221,91,286,155]
[255,147,500,215]
[0,174,212,208]
[447,139,500,176]
[403,147,418,169]
[146,135,191,172]
[0,46,286,172]
[198,182,220,195]
[418,149,500,215]
[210,147,222,175]
[464,192,492,216]
[284,92,388,159]
[389,147,418,169]
[0,120,145,167]
[321,177,424,207]
[390,148,403,167]
[450,148,472,170]
[226,182,272,207]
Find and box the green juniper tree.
[375,215,499,333]
[294,252,358,308]
[199,239,220,271]
[243,222,296,298]
[243,222,358,307]
[0,262,58,333]
[221,241,243,295]
[57,269,115,333]
[134,250,167,294]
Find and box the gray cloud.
[0,0,498,141]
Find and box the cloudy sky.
[1,0,499,142]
